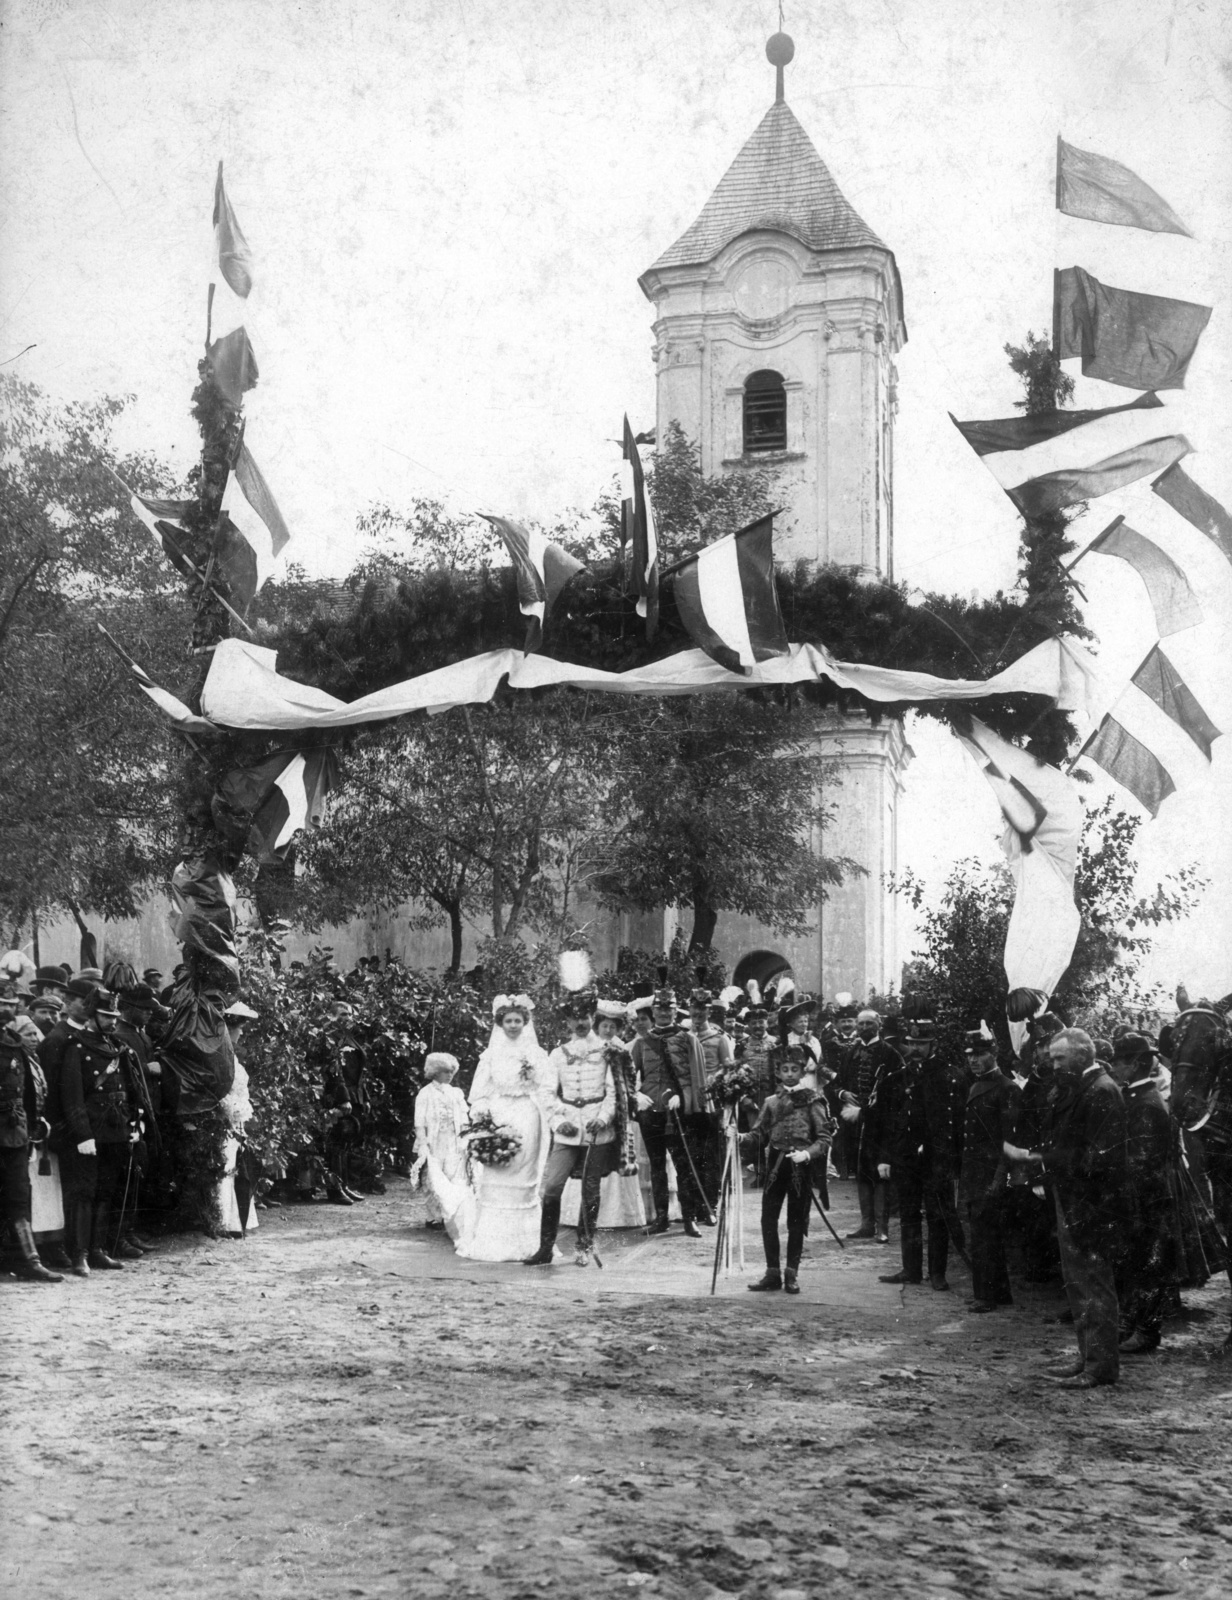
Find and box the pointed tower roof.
[644,99,886,276]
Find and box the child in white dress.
[411,1052,476,1244]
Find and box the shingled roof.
[645,99,887,275]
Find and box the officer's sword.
[670,1106,714,1225]
[576,1124,603,1270]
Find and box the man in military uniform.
[688,983,733,1215]
[874,1008,967,1291]
[525,992,619,1267]
[838,1008,902,1241]
[49,987,141,1275]
[959,1021,1018,1313]
[113,985,166,1253]
[0,987,62,1281]
[630,970,711,1237]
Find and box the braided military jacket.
[545,1032,617,1146]
[59,1031,140,1146]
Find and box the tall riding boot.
[874,1182,890,1242]
[523,1196,561,1265]
[88,1201,124,1270]
[848,1179,875,1239]
[14,1218,63,1282]
[70,1199,93,1276]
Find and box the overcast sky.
[3,0,1231,994]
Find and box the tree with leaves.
[897,799,1205,1053]
[0,374,191,949]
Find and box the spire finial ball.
[766,32,795,68]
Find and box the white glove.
[77,1138,97,1156]
[877,1163,891,1180]
[634,1092,653,1112]
[840,1104,861,1123]
[667,1095,681,1112]
[788,1150,810,1165]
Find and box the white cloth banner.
[957,719,1083,1050]
[198,635,1097,733]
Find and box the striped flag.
[671,515,789,676]
[1075,646,1220,816]
[215,748,339,862]
[130,486,258,614]
[1133,645,1220,761]
[1152,463,1232,569]
[129,491,198,581]
[481,515,586,653]
[1055,267,1211,391]
[1081,718,1176,817]
[1075,516,1202,636]
[208,164,258,405]
[1056,138,1192,237]
[221,441,292,592]
[956,718,1081,1030]
[950,394,1189,517]
[620,416,659,640]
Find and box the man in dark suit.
[876,1011,967,1291]
[1012,1027,1127,1388]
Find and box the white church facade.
[620,39,913,999]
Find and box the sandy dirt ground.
[4,1174,1232,1600]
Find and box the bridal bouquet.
[464,1109,522,1166]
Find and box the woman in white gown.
[218,1001,258,1238]
[411,1052,476,1243]
[456,995,551,1262]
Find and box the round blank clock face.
[731,257,794,320]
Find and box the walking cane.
[670,1106,714,1225]
[112,1141,137,1256]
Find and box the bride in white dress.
[456,995,551,1262]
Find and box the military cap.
[86,987,121,1017]
[964,1020,997,1053]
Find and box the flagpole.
[1064,515,1122,573]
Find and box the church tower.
[637,34,912,1000]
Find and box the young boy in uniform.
[744,1044,836,1295]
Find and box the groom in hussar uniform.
[524,991,618,1268]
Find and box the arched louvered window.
[743,369,786,454]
